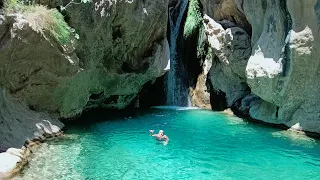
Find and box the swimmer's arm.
[149,130,155,136]
[150,132,156,136]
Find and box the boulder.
[0,152,22,178]
[0,147,29,179]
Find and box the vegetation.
[183,0,202,38]
[3,0,74,45]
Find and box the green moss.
[183,0,202,38]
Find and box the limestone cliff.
[200,0,320,134]
[0,0,170,148]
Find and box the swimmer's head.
[159,130,164,136]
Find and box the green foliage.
[50,9,72,44]
[183,0,202,38]
[3,0,75,45]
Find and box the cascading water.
[166,0,190,107]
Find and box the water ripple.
[14,109,320,180]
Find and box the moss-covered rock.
[183,0,202,38]
[0,0,170,118]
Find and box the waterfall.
[166,0,190,107]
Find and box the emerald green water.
[15,107,320,179]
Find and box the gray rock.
[0,89,64,149]
[203,15,251,106]
[243,0,320,133]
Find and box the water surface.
[15,108,320,179]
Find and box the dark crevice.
[182,0,204,89]
[280,0,292,77]
[275,106,280,118]
[121,61,149,74]
[103,95,119,105]
[0,23,11,51]
[89,92,104,100]
[133,77,166,108]
[112,25,123,41]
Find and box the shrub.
[183,0,202,38]
[3,0,73,45]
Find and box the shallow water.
[15,108,320,180]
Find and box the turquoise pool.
[15,107,320,179]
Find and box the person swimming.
[149,130,169,145]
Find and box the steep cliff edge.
[201,0,320,134]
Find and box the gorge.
[1,0,320,179]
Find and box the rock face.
[0,88,64,149]
[201,0,320,133]
[0,1,169,118]
[203,15,251,107]
[0,0,170,149]
[189,48,212,109]
[244,0,320,133]
[200,0,251,34]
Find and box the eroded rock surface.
[0,0,170,150]
[244,0,320,133]
[200,0,251,34]
[203,15,251,107]
[0,89,64,149]
[202,0,320,133]
[0,0,169,119]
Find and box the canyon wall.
[0,0,170,149]
[201,0,320,133]
[2,0,320,149]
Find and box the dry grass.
[4,0,72,45]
